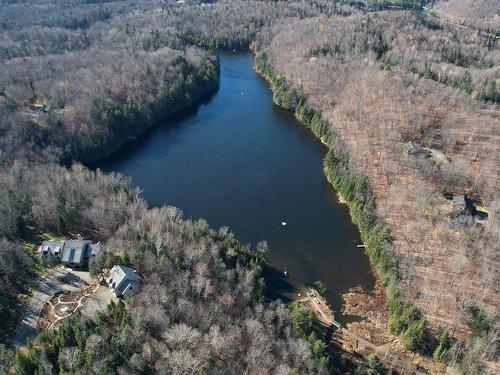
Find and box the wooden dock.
[298,288,337,326]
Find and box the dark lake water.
[94,52,375,323]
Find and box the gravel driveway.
[11,267,91,348]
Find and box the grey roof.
[41,240,64,255]
[61,240,90,265]
[403,141,431,159]
[107,265,141,296]
[452,195,466,206]
[88,243,101,257]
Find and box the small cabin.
[451,195,475,217]
[403,141,431,159]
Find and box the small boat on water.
[281,221,287,226]
[283,267,288,276]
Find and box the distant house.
[40,239,100,268]
[451,195,475,217]
[106,265,141,298]
[403,141,431,159]
[452,195,466,209]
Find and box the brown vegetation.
[431,0,500,30]
[15,205,332,374]
[1,1,498,373]
[256,8,499,372]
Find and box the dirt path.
[426,9,500,40]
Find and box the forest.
[0,161,143,341]
[0,1,370,374]
[0,0,220,164]
[0,0,498,374]
[11,201,332,374]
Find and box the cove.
[94,52,375,324]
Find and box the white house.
[107,265,141,298]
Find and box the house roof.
[107,265,141,295]
[61,240,90,264]
[452,195,466,206]
[41,240,64,254]
[88,243,101,257]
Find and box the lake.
[94,52,375,323]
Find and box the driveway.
[11,267,91,348]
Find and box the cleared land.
[11,266,112,347]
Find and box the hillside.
[254,8,499,373]
[0,1,355,374]
[11,202,332,374]
[0,0,220,163]
[431,0,500,30]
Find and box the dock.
[297,288,337,326]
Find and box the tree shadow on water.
[263,264,299,303]
[88,87,219,170]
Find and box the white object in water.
[240,91,244,95]
[356,244,366,248]
[281,222,287,226]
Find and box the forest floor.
[427,3,500,36]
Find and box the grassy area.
[19,229,65,272]
[19,229,64,253]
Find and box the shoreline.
[251,49,444,367]
[84,82,219,166]
[252,53,380,279]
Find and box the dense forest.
[0,0,221,163]
[0,1,364,374]
[12,202,332,374]
[0,0,498,374]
